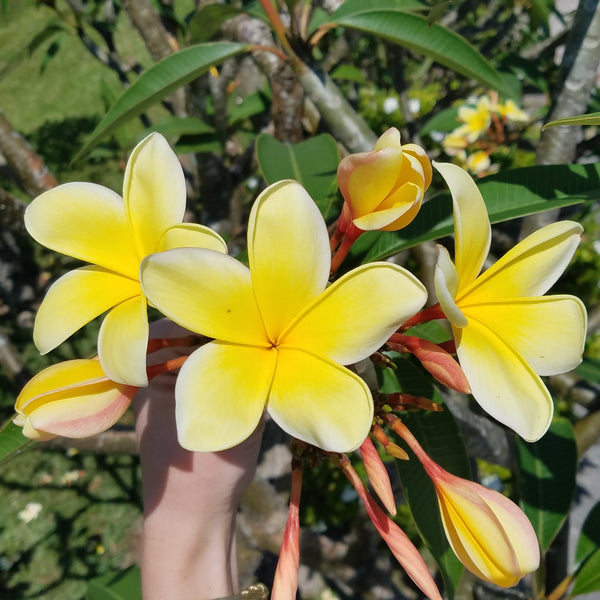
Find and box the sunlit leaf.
[323,3,511,97]
[516,419,577,551]
[575,501,600,568]
[76,42,249,159]
[255,133,340,218]
[356,162,598,262]
[187,4,243,43]
[542,112,600,131]
[146,116,214,139]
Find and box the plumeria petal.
[123,133,187,257]
[268,348,373,452]
[455,316,553,441]
[248,180,330,340]
[175,342,277,451]
[98,295,149,386]
[434,161,490,290]
[463,296,586,376]
[462,221,583,302]
[403,143,433,188]
[33,266,141,354]
[352,184,421,231]
[282,263,427,364]
[158,223,228,253]
[141,248,268,346]
[15,359,135,439]
[434,245,468,328]
[24,182,139,278]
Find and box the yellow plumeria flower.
[14,359,136,441]
[25,133,227,386]
[457,95,492,142]
[433,162,586,441]
[337,127,432,232]
[465,150,492,175]
[497,99,529,124]
[140,180,428,452]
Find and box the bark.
[0,188,26,234]
[0,110,58,198]
[521,0,600,237]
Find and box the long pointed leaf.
[516,418,577,552]
[324,4,511,97]
[357,163,598,262]
[0,420,31,464]
[76,42,249,159]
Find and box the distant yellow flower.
[442,130,468,156]
[14,359,136,441]
[25,133,226,386]
[457,96,492,142]
[465,150,491,175]
[433,162,586,441]
[337,127,432,232]
[497,99,529,124]
[140,180,427,452]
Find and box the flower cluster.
[441,93,529,175]
[12,128,587,597]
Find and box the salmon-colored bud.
[337,127,431,232]
[272,466,302,600]
[388,334,471,393]
[372,424,410,460]
[339,455,442,600]
[14,359,136,440]
[390,417,540,587]
[360,436,397,515]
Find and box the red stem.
[329,223,363,275]
[400,303,445,331]
[146,355,188,381]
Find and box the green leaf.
[255,133,340,218]
[325,0,428,23]
[146,116,214,139]
[516,418,577,552]
[419,105,460,136]
[574,357,600,384]
[358,163,598,262]
[187,4,243,43]
[390,364,469,599]
[0,420,31,464]
[86,565,142,600]
[330,64,368,84]
[542,111,600,131]
[228,91,268,125]
[575,501,600,567]
[572,547,600,596]
[76,42,249,159]
[324,4,511,97]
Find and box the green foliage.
[87,565,142,600]
[572,501,600,596]
[255,133,340,218]
[516,419,577,552]
[0,421,31,464]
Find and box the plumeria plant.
[5,127,588,598]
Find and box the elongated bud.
[14,359,136,440]
[272,465,303,600]
[338,455,442,600]
[390,416,540,587]
[360,436,397,515]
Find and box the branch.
[0,109,58,197]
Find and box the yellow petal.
[33,266,141,354]
[455,315,553,441]
[352,183,421,231]
[463,296,586,376]
[434,162,490,290]
[123,133,186,257]
[24,183,139,278]
[434,245,468,327]
[158,223,227,253]
[175,341,277,451]
[268,347,373,452]
[15,359,134,439]
[338,147,404,218]
[282,263,427,364]
[403,143,433,188]
[98,295,149,386]
[374,127,402,151]
[248,180,330,340]
[462,220,583,302]
[141,248,268,346]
